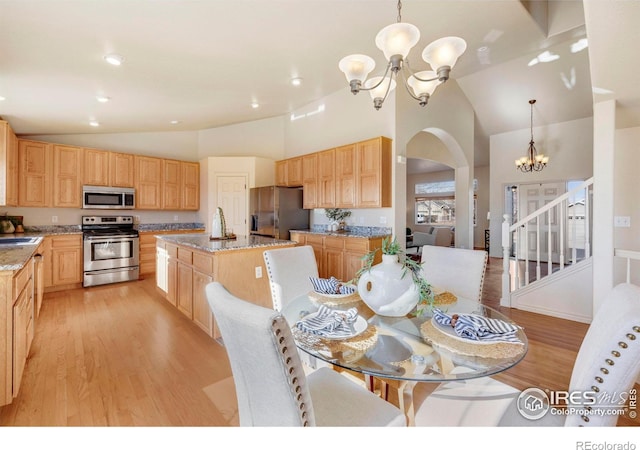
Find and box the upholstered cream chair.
[263,245,318,312]
[205,282,406,427]
[415,283,640,426]
[421,245,488,302]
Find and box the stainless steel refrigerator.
[249,186,310,240]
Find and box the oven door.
[84,236,140,272]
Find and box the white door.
[518,182,565,263]
[217,176,247,237]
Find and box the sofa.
[410,227,454,251]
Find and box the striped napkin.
[296,305,359,338]
[309,276,356,295]
[432,309,522,344]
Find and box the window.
[414,179,478,226]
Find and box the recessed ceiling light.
[0,96,5,101]
[104,53,124,66]
[251,102,259,109]
[96,95,110,103]
[170,120,181,125]
[291,77,303,86]
[89,120,100,127]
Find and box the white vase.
[211,210,223,238]
[357,254,420,317]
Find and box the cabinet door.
[302,153,318,209]
[177,262,193,318]
[275,160,287,187]
[318,149,335,208]
[18,140,51,207]
[50,235,82,286]
[357,137,392,208]
[110,152,135,187]
[12,287,29,397]
[135,155,162,209]
[323,248,344,281]
[167,257,177,306]
[335,144,356,208]
[181,162,200,210]
[53,144,83,208]
[193,269,214,336]
[305,234,324,277]
[162,159,181,210]
[287,157,303,187]
[0,122,19,206]
[83,148,109,186]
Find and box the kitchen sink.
[0,237,40,246]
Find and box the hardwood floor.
[1,260,638,426]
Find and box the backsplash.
[311,224,392,236]
[137,222,205,231]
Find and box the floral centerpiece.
[324,208,352,231]
[353,236,434,317]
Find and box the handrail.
[509,177,593,231]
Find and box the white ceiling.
[1,1,638,169]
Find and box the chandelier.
[338,0,466,110]
[515,99,549,172]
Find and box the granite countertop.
[137,222,205,232]
[0,237,45,271]
[156,233,295,253]
[291,229,392,239]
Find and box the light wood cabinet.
[275,160,287,187]
[318,148,335,208]
[110,152,135,188]
[0,121,19,206]
[47,235,83,289]
[140,229,204,277]
[83,148,110,186]
[302,153,318,209]
[18,139,52,207]
[135,155,162,209]
[275,157,302,187]
[193,263,214,336]
[53,144,83,208]
[357,136,392,208]
[177,259,193,319]
[181,162,200,210]
[335,143,356,208]
[162,159,181,210]
[289,232,386,282]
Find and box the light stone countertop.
[156,233,295,253]
[0,237,45,271]
[290,229,391,239]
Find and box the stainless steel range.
[82,215,140,287]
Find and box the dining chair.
[205,281,406,426]
[414,282,640,426]
[421,245,488,302]
[263,245,318,311]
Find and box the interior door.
[518,182,565,263]
[217,175,248,237]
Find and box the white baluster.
[501,214,511,307]
[536,215,541,281]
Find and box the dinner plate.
[301,313,368,340]
[431,316,499,346]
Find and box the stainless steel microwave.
[82,186,135,209]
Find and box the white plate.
[301,313,368,340]
[431,316,499,346]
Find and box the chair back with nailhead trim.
[206,281,315,426]
[264,245,319,312]
[421,246,488,302]
[565,283,640,426]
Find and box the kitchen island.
[155,233,296,339]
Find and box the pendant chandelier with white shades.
[338,0,467,110]
[515,99,549,172]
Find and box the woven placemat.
[434,291,458,305]
[420,320,525,359]
[292,324,378,363]
[308,290,362,307]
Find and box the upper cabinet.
[0,121,18,206]
[18,139,52,207]
[275,136,392,209]
[135,155,162,209]
[53,145,83,208]
[162,159,181,210]
[82,148,110,186]
[181,161,200,211]
[109,152,135,188]
[275,157,303,187]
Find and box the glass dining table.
[281,292,528,425]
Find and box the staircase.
[500,178,594,323]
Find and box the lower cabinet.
[290,232,387,282]
[43,234,83,292]
[140,229,204,277]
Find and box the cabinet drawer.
[13,263,32,301]
[305,234,324,246]
[345,238,369,252]
[177,247,192,264]
[324,236,345,250]
[166,243,178,258]
[50,234,81,248]
[193,252,214,274]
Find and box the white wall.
[22,131,199,160]
[488,116,594,257]
[198,116,285,159]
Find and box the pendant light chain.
[397,0,402,22]
[530,99,535,144]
